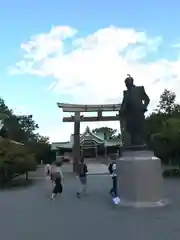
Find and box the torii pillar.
[72,112,81,172]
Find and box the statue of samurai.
[120,75,150,146]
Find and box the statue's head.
[125,74,134,89]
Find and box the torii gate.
[57,103,129,171]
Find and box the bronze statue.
[120,75,150,146]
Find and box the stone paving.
[0,169,180,239]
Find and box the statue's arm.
[141,86,150,108]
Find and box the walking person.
[45,164,51,180]
[108,157,117,198]
[76,156,88,198]
[51,161,64,200]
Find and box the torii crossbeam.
[57,103,125,172]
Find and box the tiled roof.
[80,126,104,143]
[51,126,122,149]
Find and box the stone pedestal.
[117,149,168,207]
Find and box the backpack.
[78,163,87,176]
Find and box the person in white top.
[45,164,51,179]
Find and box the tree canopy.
[0,97,51,184]
[146,89,180,166]
[92,127,120,140]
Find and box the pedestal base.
[117,149,169,208]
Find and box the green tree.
[0,98,12,117]
[151,118,180,166]
[0,98,40,144]
[156,89,176,114]
[92,127,117,140]
[146,89,180,167]
[0,97,50,181]
[5,115,27,142]
[146,89,179,141]
[28,134,51,164]
[17,115,39,136]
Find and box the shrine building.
[51,126,122,159]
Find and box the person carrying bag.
[51,161,64,200]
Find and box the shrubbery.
[0,138,36,184]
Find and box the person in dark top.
[76,156,88,198]
[51,161,63,200]
[108,159,117,198]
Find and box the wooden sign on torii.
[57,103,127,172]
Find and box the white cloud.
[13,106,31,116]
[10,25,180,142]
[172,42,180,48]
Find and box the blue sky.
[0,0,180,142]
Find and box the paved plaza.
[61,162,109,175]
[0,168,180,240]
